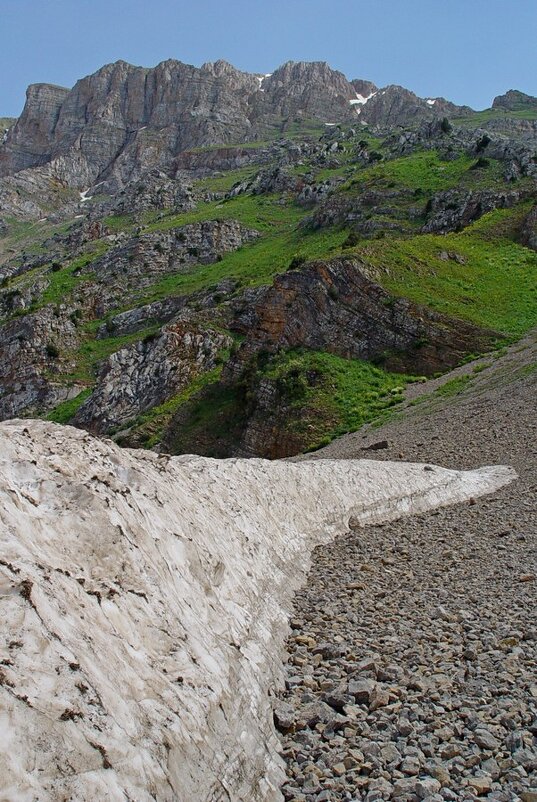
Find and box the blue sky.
[1,0,536,116]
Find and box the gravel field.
[277,331,537,801]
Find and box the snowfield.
[0,420,515,801]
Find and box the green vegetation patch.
[355,206,537,337]
[138,225,349,305]
[454,108,537,127]
[0,218,74,266]
[144,193,306,233]
[40,243,109,306]
[261,349,419,450]
[45,388,93,424]
[341,150,507,195]
[195,166,260,193]
[117,363,227,448]
[65,324,161,383]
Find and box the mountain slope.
[0,60,535,456]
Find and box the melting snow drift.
[0,420,515,801]
[350,91,376,106]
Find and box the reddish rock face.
[231,257,499,377]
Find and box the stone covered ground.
[276,332,537,801]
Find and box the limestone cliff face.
[0,83,69,173]
[0,59,359,189]
[259,61,357,121]
[357,85,472,127]
[0,60,261,186]
[0,58,474,193]
[492,89,537,111]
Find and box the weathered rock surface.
[0,306,80,419]
[356,85,472,128]
[91,169,196,215]
[422,188,524,234]
[492,89,537,112]
[0,418,514,801]
[230,257,499,376]
[161,257,501,459]
[83,219,258,287]
[520,204,537,250]
[73,324,231,432]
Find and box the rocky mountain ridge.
[0,57,514,199]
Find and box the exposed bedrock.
[0,419,515,801]
[0,306,80,419]
[73,323,231,433]
[230,257,499,376]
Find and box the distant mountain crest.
[0,58,532,193]
[492,89,537,111]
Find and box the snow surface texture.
[349,91,376,106]
[0,420,515,801]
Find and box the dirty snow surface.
[0,420,515,801]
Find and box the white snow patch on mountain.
[350,91,377,106]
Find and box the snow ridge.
[0,420,515,801]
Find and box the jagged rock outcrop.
[351,79,378,100]
[1,60,259,188]
[99,278,240,339]
[73,323,230,433]
[309,185,420,233]
[0,307,80,419]
[492,89,537,112]
[0,156,86,220]
[259,61,357,122]
[84,219,258,285]
[0,216,255,422]
[357,85,472,128]
[230,257,499,376]
[91,170,196,216]
[58,219,258,320]
[229,165,307,197]
[422,188,524,234]
[0,419,515,800]
[0,83,70,172]
[520,204,537,250]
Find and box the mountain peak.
[492,89,537,111]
